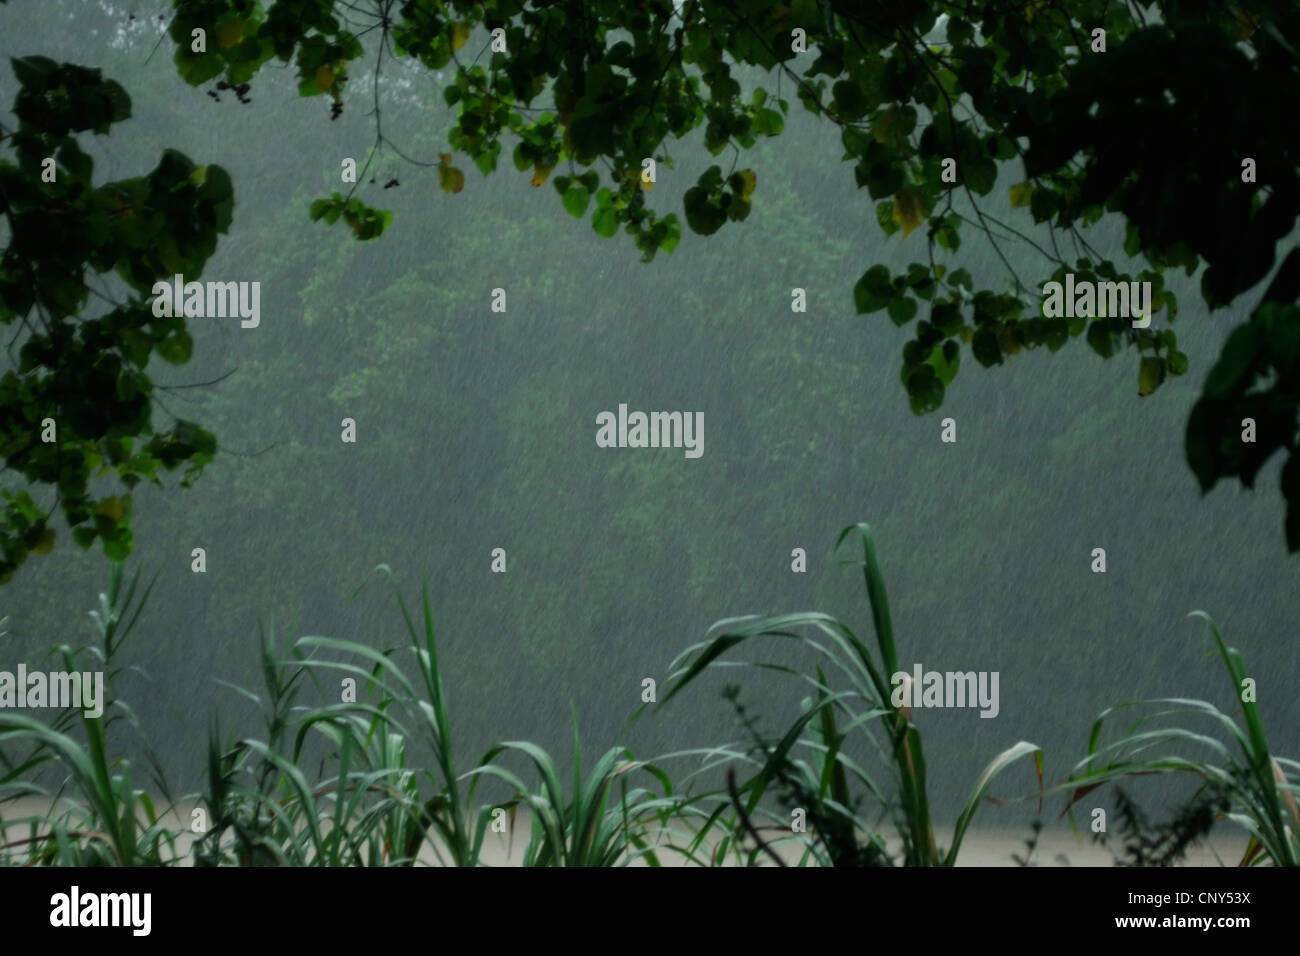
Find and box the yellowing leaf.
[892,188,925,239]
[438,162,465,194]
[559,95,576,130]
[1009,181,1034,207]
[30,529,54,555]
[530,162,554,187]
[996,325,1023,356]
[315,65,335,92]
[451,21,470,51]
[1138,356,1164,396]
[873,106,909,145]
[216,18,245,49]
[95,496,125,523]
[1234,10,1261,40]
[736,169,756,201]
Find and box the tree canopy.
[2,0,1299,586]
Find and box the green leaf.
[930,341,960,385]
[176,50,225,87]
[11,55,60,90]
[876,200,900,237]
[1044,318,1069,352]
[905,365,944,414]
[833,81,868,121]
[101,528,133,562]
[1009,182,1034,207]
[1086,320,1119,359]
[1138,356,1165,396]
[1124,223,1142,257]
[156,330,193,364]
[946,742,1042,865]
[683,185,725,235]
[659,214,682,255]
[872,104,915,145]
[592,205,619,238]
[887,295,918,326]
[562,184,590,219]
[1283,456,1300,552]
[931,301,961,335]
[101,79,131,124]
[1202,324,1259,398]
[512,143,532,172]
[962,155,997,195]
[1185,399,1222,493]
[972,326,1003,367]
[753,107,784,135]
[1030,186,1058,223]
[473,143,500,176]
[854,265,893,314]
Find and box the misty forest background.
[1,0,1296,833]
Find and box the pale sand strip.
[1,796,1245,866]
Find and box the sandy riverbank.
[1,796,1245,866]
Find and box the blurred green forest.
[0,0,1295,823]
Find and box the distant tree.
[2,0,1299,586]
